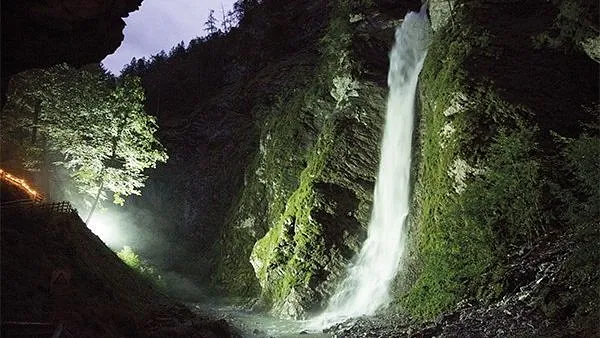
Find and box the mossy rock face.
[214,0,403,317]
[397,0,598,321]
[249,96,387,319]
[428,0,456,31]
[248,94,387,318]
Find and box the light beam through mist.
[84,211,126,248]
[309,4,431,329]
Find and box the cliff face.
[1,0,142,100]
[215,0,598,325]
[127,0,332,283]
[212,0,415,319]
[131,0,598,330]
[127,0,413,318]
[395,0,599,332]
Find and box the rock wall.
[128,0,332,283]
[214,0,419,319]
[1,0,142,100]
[122,0,597,327]
[398,0,598,321]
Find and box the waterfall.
[310,4,431,328]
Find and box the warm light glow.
[0,168,43,200]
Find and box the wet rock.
[271,288,309,320]
[327,229,597,337]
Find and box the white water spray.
[310,4,431,328]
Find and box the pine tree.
[204,9,219,36]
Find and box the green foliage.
[563,135,600,209]
[534,114,600,332]
[1,64,168,207]
[212,91,317,297]
[215,0,386,314]
[204,9,220,36]
[532,0,599,60]
[554,111,600,230]
[562,128,600,248]
[463,128,544,243]
[251,119,335,306]
[116,246,166,290]
[117,245,142,267]
[401,11,546,319]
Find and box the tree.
[1,64,168,220]
[220,3,239,33]
[169,41,186,58]
[232,0,260,23]
[204,9,219,36]
[150,51,168,66]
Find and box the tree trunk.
[42,145,52,201]
[32,100,40,144]
[85,167,105,224]
[86,106,129,224]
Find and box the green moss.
[213,86,322,297]
[214,0,386,313]
[252,120,335,309]
[400,9,546,319]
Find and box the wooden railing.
[0,200,76,215]
[36,201,76,214]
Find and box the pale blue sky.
[102,0,236,74]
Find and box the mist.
[72,194,212,300]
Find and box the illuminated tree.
[1,64,168,220]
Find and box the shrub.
[116,246,166,290]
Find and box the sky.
[102,0,236,74]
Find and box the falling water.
[310,4,431,328]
